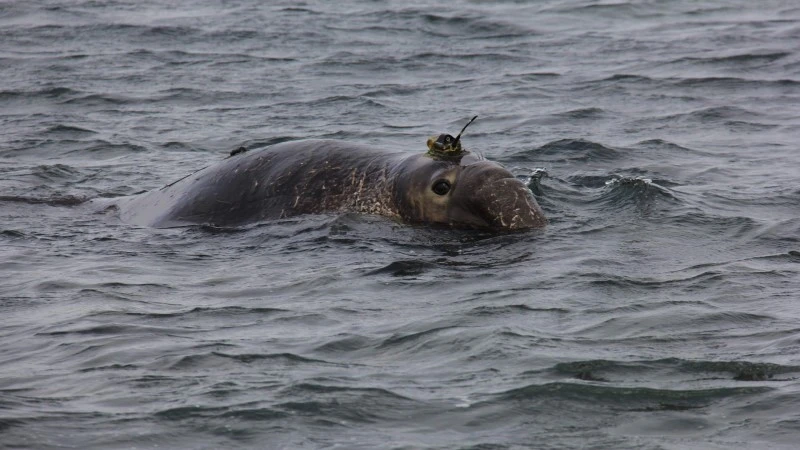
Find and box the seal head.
[393,117,546,230]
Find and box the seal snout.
[472,177,546,230]
[451,161,546,230]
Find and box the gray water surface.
[2,1,800,449]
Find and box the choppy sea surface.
[2,0,800,448]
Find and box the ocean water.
[2,0,800,448]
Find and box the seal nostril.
[432,180,451,195]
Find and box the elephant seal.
[113,119,546,230]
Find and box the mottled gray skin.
[114,139,546,230]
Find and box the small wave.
[214,352,333,365]
[493,382,773,406]
[750,251,800,264]
[362,10,534,39]
[697,311,779,326]
[438,19,531,39]
[517,139,621,163]
[580,175,680,214]
[675,51,790,66]
[60,92,132,106]
[547,358,800,383]
[659,105,764,124]
[314,334,374,354]
[468,304,570,316]
[154,87,254,104]
[155,404,246,420]
[221,408,289,421]
[286,383,413,398]
[569,306,777,341]
[0,194,87,206]
[161,141,202,152]
[155,404,290,421]
[590,73,655,86]
[271,313,339,326]
[95,306,289,320]
[411,50,526,64]
[584,299,714,315]
[503,71,561,80]
[635,138,715,157]
[523,168,548,197]
[0,229,27,238]
[166,351,336,370]
[552,107,610,120]
[278,7,321,14]
[575,271,688,290]
[0,86,81,102]
[673,76,800,88]
[69,141,148,158]
[154,403,288,421]
[33,163,81,180]
[588,74,800,91]
[725,120,780,132]
[683,360,800,381]
[38,323,182,336]
[274,383,418,423]
[202,28,262,42]
[0,418,26,434]
[43,124,97,136]
[366,259,437,277]
[564,173,614,189]
[40,23,203,39]
[544,2,647,15]
[78,363,138,373]
[378,325,463,350]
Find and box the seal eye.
[432,180,451,196]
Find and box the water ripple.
[3,0,800,448]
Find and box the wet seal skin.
[107,117,547,231]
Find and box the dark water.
[2,0,800,448]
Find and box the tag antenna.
[453,115,478,146]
